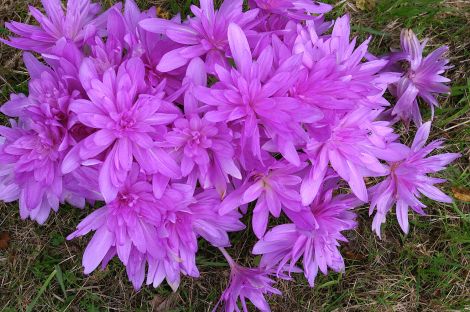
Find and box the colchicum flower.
[290,15,400,112]
[0,120,63,223]
[67,165,162,288]
[1,0,113,53]
[216,247,284,312]
[62,57,180,202]
[0,52,87,223]
[139,0,259,73]
[250,0,331,20]
[164,115,241,194]
[219,157,305,238]
[369,122,460,236]
[301,109,406,205]
[68,168,244,290]
[253,179,358,286]
[145,186,245,290]
[194,23,321,165]
[391,29,451,125]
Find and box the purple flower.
[67,165,163,288]
[253,181,358,286]
[0,120,65,223]
[2,52,80,125]
[164,115,241,194]
[216,247,283,312]
[124,183,199,291]
[195,23,320,165]
[0,53,86,223]
[391,29,451,125]
[147,185,244,290]
[86,10,127,75]
[1,0,112,53]
[136,16,186,95]
[1,44,86,141]
[190,189,246,247]
[290,15,400,111]
[62,57,180,202]
[87,1,160,75]
[61,165,102,207]
[146,186,245,290]
[369,121,460,236]
[250,0,331,20]
[68,170,244,290]
[301,109,407,205]
[139,0,259,73]
[220,157,305,238]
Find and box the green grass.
[0,0,469,311]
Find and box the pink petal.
[227,23,252,77]
[242,181,264,203]
[23,52,50,78]
[139,18,180,34]
[99,146,120,203]
[41,0,64,25]
[346,160,368,202]
[278,139,300,167]
[186,57,207,87]
[80,131,115,160]
[157,48,190,72]
[411,121,431,152]
[418,184,452,203]
[152,173,169,199]
[396,200,409,234]
[301,149,328,205]
[252,199,269,238]
[79,58,99,91]
[219,188,244,215]
[116,138,133,172]
[82,227,114,274]
[62,144,81,174]
[265,189,281,217]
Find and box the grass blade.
[351,25,390,37]
[26,269,57,312]
[55,264,67,299]
[451,203,470,223]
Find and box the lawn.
[0,0,469,311]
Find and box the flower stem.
[218,247,235,268]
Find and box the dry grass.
[0,0,469,311]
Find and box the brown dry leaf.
[342,247,366,261]
[8,250,17,263]
[356,0,376,11]
[156,7,172,20]
[0,231,10,250]
[151,293,179,312]
[452,187,470,202]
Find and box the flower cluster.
[1,0,459,310]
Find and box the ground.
[0,0,469,311]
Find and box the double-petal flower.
[62,57,180,202]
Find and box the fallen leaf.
[356,0,376,11]
[342,247,366,261]
[452,187,470,202]
[156,7,171,20]
[8,250,17,263]
[151,293,179,312]
[0,231,10,250]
